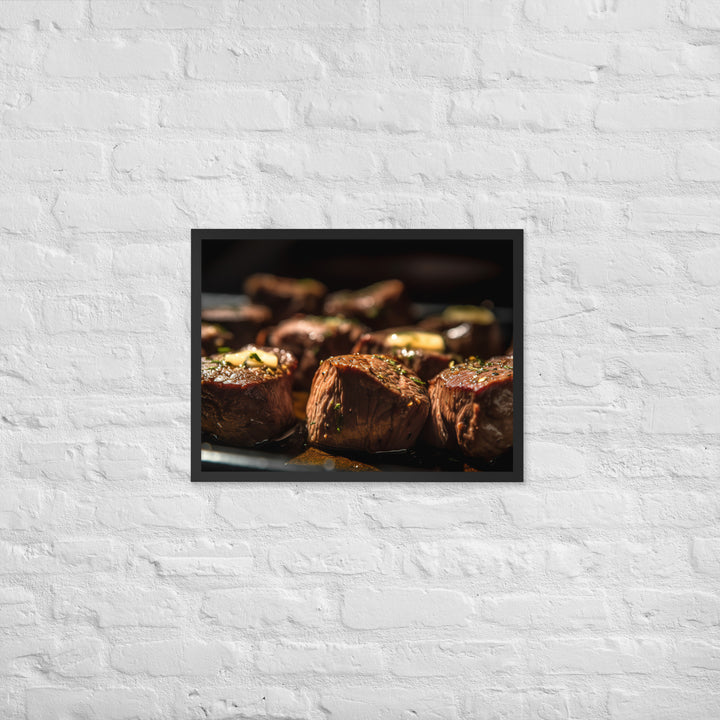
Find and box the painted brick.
[449,90,590,130]
[387,641,522,676]
[4,91,150,130]
[692,537,720,576]
[254,641,382,675]
[609,687,720,720]
[629,197,720,234]
[54,586,185,627]
[596,96,720,131]
[111,639,245,677]
[0,1,85,29]
[625,588,720,628]
[304,91,434,132]
[0,587,35,627]
[342,588,473,629]
[381,0,511,29]
[0,141,103,182]
[160,91,290,130]
[44,39,175,78]
[236,0,367,28]
[269,538,386,575]
[215,489,349,528]
[177,686,312,720]
[26,688,162,720]
[187,42,323,82]
[319,688,459,720]
[201,588,330,629]
[92,0,223,28]
[524,0,668,31]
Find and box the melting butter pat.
[442,305,495,325]
[386,331,445,352]
[224,348,278,369]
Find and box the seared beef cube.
[261,315,367,390]
[419,305,503,359]
[201,345,297,447]
[424,355,513,460]
[306,354,430,453]
[201,322,233,357]
[244,274,327,321]
[352,327,457,381]
[323,279,412,330]
[201,304,272,346]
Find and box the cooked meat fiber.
[260,315,367,390]
[306,354,430,453]
[352,327,457,381]
[201,345,297,447]
[323,279,412,330]
[419,305,504,359]
[244,274,327,321]
[201,304,271,346]
[425,355,513,460]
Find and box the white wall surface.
[1,1,720,718]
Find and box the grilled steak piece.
[201,345,297,447]
[323,279,412,330]
[244,274,327,321]
[352,328,457,381]
[306,354,430,453]
[419,305,504,359]
[424,355,513,460]
[259,315,367,390]
[201,304,272,346]
[201,322,233,357]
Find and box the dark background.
[202,236,514,308]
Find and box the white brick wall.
[0,0,718,717]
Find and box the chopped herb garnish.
[217,346,230,353]
[411,376,426,386]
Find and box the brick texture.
[1,0,719,718]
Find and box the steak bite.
[259,315,368,390]
[306,354,430,454]
[419,305,504,359]
[201,304,272,346]
[424,355,513,460]
[201,345,297,447]
[201,322,233,357]
[244,274,327,321]
[323,279,412,330]
[352,327,457,381]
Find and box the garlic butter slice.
[224,348,278,369]
[386,331,445,352]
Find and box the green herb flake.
[217,346,231,353]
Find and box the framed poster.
[192,230,522,481]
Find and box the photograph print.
[193,230,522,480]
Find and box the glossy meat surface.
[201,345,297,447]
[306,354,430,453]
[425,355,513,460]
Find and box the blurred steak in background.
[259,315,368,390]
[201,304,272,346]
[323,279,412,330]
[244,273,327,321]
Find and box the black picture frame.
[192,229,523,482]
